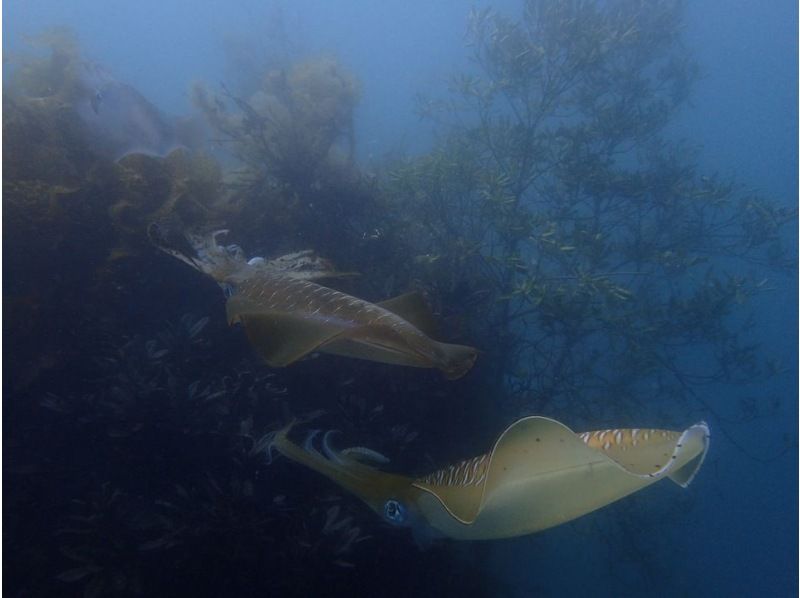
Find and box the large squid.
[266,416,710,541]
[150,228,477,379]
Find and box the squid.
[150,228,477,379]
[266,416,710,541]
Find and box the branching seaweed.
[386,0,793,423]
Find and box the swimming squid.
[266,416,710,541]
[150,228,477,379]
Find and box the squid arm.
[268,416,710,541]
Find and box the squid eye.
[383,499,407,525]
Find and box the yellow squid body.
[270,416,710,541]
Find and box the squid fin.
[227,296,343,367]
[580,422,711,486]
[667,423,710,487]
[436,342,478,380]
[322,335,429,367]
[377,292,438,337]
[413,417,710,528]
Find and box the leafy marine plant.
[386,0,794,424]
[191,54,403,274]
[193,56,359,193]
[55,484,153,598]
[3,32,234,395]
[23,313,373,596]
[5,27,90,106]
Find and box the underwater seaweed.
[190,54,404,275]
[193,55,359,192]
[6,297,487,597]
[55,484,153,597]
[3,38,231,397]
[386,0,794,425]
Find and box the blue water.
[5,1,797,596]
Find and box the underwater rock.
[7,28,205,160]
[77,75,206,160]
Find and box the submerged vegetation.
[191,55,399,275]
[387,0,793,425]
[3,1,794,597]
[193,56,359,189]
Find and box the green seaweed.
[385,0,794,421]
[193,56,359,193]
